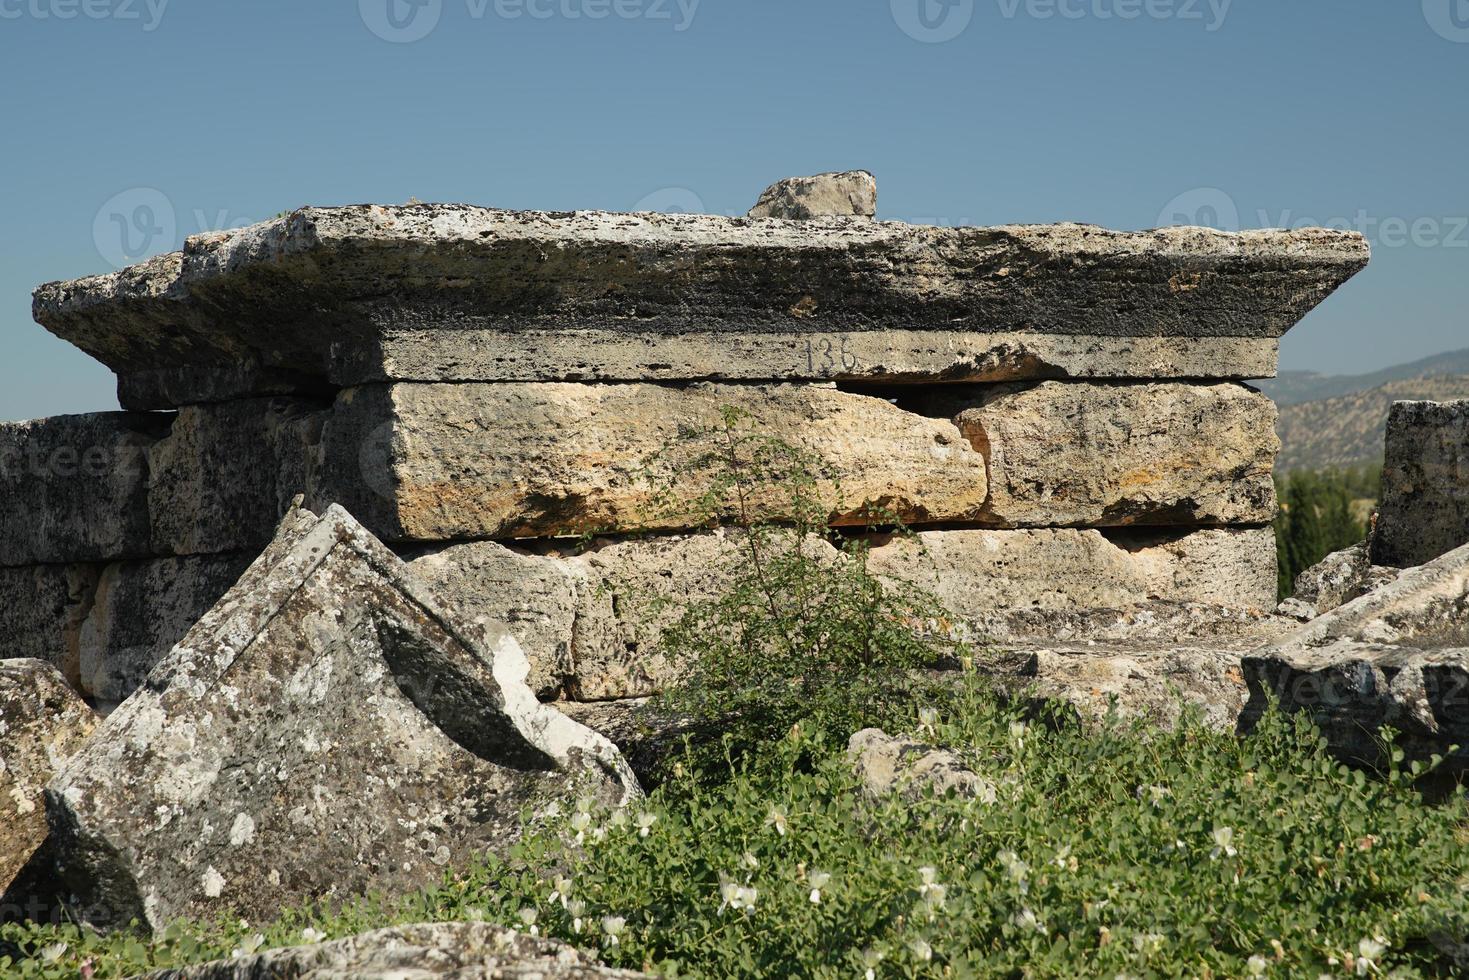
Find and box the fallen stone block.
[32,206,1368,409]
[134,921,650,979]
[909,381,1278,527]
[46,504,638,932]
[1371,399,1469,568]
[1242,539,1469,767]
[847,729,997,801]
[0,413,165,567]
[76,553,253,708]
[0,661,96,896]
[0,564,100,689]
[410,526,1277,702]
[323,381,989,541]
[748,170,877,219]
[1279,541,1401,621]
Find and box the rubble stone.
[46,505,638,931]
[847,729,996,800]
[748,170,877,219]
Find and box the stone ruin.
[8,172,1465,953]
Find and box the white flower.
[861,947,884,980]
[601,915,626,945]
[918,706,939,732]
[570,811,592,843]
[765,805,788,837]
[917,866,939,891]
[1052,844,1073,870]
[910,937,933,962]
[552,875,573,907]
[1356,936,1386,975]
[1210,826,1237,860]
[300,927,326,944]
[1133,933,1164,955]
[39,943,68,964]
[609,809,629,829]
[808,870,831,904]
[230,934,265,959]
[998,849,1030,893]
[1009,720,1028,746]
[575,795,595,815]
[1246,954,1268,976]
[740,850,759,870]
[518,907,539,936]
[567,899,586,934]
[718,874,758,914]
[1012,907,1046,934]
[635,812,657,838]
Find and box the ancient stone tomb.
[6,180,1370,710]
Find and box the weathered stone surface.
[1371,399,1469,568]
[412,526,1277,701]
[866,526,1279,622]
[135,922,649,979]
[76,553,253,708]
[0,413,165,567]
[748,170,877,220]
[344,328,1284,387]
[323,382,988,541]
[146,398,324,557]
[1278,541,1401,621]
[46,505,638,931]
[32,206,1368,409]
[0,564,99,688]
[0,661,96,895]
[847,729,996,800]
[1243,539,1469,767]
[909,381,1279,527]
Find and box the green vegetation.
[1274,465,1381,601]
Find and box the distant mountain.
[1274,375,1469,473]
[1258,348,1469,406]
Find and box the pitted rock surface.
[1372,399,1469,569]
[0,660,96,894]
[45,505,638,932]
[847,729,997,801]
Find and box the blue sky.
[1,0,1464,420]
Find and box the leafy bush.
[646,405,972,760]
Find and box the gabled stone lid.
[33,205,1370,409]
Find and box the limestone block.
[1281,541,1401,620]
[914,381,1279,527]
[1371,399,1469,568]
[0,413,166,567]
[0,564,99,688]
[748,170,877,219]
[32,206,1369,408]
[137,922,651,979]
[146,398,325,557]
[77,553,253,708]
[0,660,96,894]
[323,382,988,542]
[46,505,637,931]
[846,729,996,801]
[411,526,1277,702]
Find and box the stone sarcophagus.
[5,175,1370,708]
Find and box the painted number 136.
[805,335,859,375]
